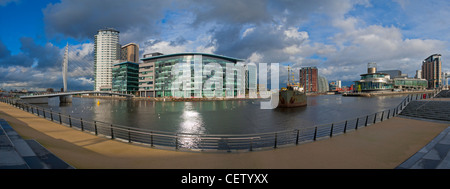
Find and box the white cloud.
[247,52,263,63]
[242,27,255,38]
[284,27,308,40]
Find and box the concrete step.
[400,101,450,121]
[435,90,450,98]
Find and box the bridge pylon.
[62,43,68,92]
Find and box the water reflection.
[177,102,205,148]
[34,94,408,135]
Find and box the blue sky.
[0,0,449,91]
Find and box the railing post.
[59,113,62,124]
[69,115,72,127]
[250,138,253,151]
[344,120,348,133]
[175,134,178,150]
[80,118,84,131]
[330,123,334,137]
[43,109,46,118]
[150,131,154,147]
[373,113,377,124]
[37,108,39,116]
[313,127,317,141]
[365,115,368,126]
[296,129,300,145]
[94,121,98,135]
[110,124,114,139]
[128,128,131,143]
[274,133,278,149]
[381,111,384,122]
[387,109,390,119]
[355,118,359,130]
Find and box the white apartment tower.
[94,28,120,91]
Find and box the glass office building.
[354,72,394,92]
[393,78,427,90]
[112,61,139,94]
[140,53,244,98]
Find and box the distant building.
[393,78,427,90]
[377,70,401,78]
[120,43,139,63]
[415,70,422,79]
[143,52,163,58]
[245,64,257,95]
[94,28,120,91]
[138,59,155,97]
[422,54,442,89]
[299,67,318,92]
[112,61,139,94]
[317,76,329,92]
[354,63,427,92]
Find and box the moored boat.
[277,66,307,108]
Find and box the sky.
[0,0,449,91]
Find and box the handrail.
[0,93,423,152]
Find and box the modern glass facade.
[140,53,244,98]
[393,78,427,90]
[354,65,428,92]
[112,61,139,94]
[354,72,393,92]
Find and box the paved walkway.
[0,102,448,169]
[396,117,450,169]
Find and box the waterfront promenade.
[0,101,448,169]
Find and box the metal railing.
[0,91,437,152]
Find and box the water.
[37,94,407,135]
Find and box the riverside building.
[299,67,318,92]
[94,28,120,91]
[422,54,442,89]
[138,53,244,98]
[112,61,139,94]
[354,63,427,92]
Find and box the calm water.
[37,94,407,135]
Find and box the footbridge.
[20,91,134,104]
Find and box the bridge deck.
[20,91,134,99]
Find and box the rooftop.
[141,52,245,62]
[97,28,120,33]
[113,61,139,66]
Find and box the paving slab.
[397,127,450,169]
[0,149,28,169]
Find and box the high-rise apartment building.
[299,67,318,92]
[422,54,442,89]
[120,43,139,63]
[94,28,120,91]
